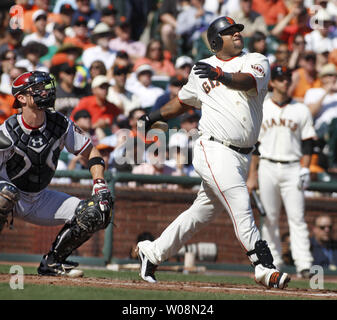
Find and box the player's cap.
[116,50,129,59]
[73,109,91,121]
[101,4,118,16]
[60,3,74,14]
[91,75,110,88]
[312,8,333,23]
[33,9,47,22]
[21,41,48,58]
[91,22,113,42]
[175,56,194,69]
[169,75,187,87]
[74,15,88,26]
[113,64,130,75]
[59,63,77,74]
[135,64,154,77]
[318,63,337,78]
[117,16,130,29]
[96,135,117,151]
[179,111,200,124]
[92,22,112,35]
[271,65,292,80]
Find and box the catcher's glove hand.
[76,193,114,232]
[92,178,113,212]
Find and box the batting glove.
[298,167,311,190]
[92,178,112,212]
[137,114,152,133]
[194,62,232,84]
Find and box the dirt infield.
[1,274,337,299]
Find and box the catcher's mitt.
[75,194,114,233]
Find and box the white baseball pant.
[7,183,81,226]
[139,137,261,265]
[258,159,313,272]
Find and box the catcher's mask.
[12,71,56,110]
[207,16,244,52]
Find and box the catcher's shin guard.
[0,182,19,232]
[45,194,113,262]
[247,240,291,289]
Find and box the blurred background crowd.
[1,0,337,186]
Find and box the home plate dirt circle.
[1,274,337,299]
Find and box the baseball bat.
[251,189,266,217]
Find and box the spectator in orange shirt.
[23,0,49,34]
[133,39,176,77]
[289,51,321,102]
[0,91,16,124]
[252,0,288,27]
[71,75,121,131]
[271,6,311,50]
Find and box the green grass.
[0,264,336,300]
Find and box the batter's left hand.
[194,62,224,80]
[298,167,311,190]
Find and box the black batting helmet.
[207,16,244,52]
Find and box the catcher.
[0,71,113,277]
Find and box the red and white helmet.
[12,71,56,109]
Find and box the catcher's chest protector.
[5,111,68,192]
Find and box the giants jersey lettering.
[258,99,316,161]
[178,52,270,147]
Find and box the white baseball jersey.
[178,52,270,147]
[258,99,316,162]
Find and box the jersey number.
[202,80,220,94]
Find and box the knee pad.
[0,182,20,215]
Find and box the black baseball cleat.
[37,254,83,278]
[136,246,158,283]
[298,269,314,279]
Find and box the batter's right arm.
[138,97,193,132]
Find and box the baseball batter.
[0,71,113,277]
[136,16,290,289]
[247,65,315,278]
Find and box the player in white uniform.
[0,71,113,277]
[135,17,290,289]
[247,65,315,278]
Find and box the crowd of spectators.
[1,0,337,184]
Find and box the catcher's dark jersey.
[0,110,91,193]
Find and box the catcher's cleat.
[136,246,158,283]
[254,264,291,289]
[37,255,83,278]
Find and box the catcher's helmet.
[207,16,244,52]
[12,71,56,109]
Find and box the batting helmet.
[207,16,244,52]
[12,71,56,109]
